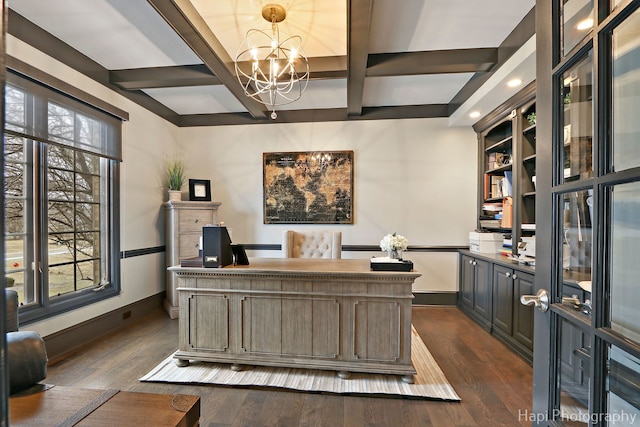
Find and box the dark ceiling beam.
[235,56,348,82]
[114,56,348,91]
[347,0,373,117]
[110,64,220,90]
[448,6,536,115]
[7,9,182,125]
[366,48,498,77]
[146,0,268,120]
[7,10,109,86]
[177,104,448,127]
[307,56,348,80]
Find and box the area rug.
[140,326,460,401]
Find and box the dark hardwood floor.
[43,306,532,426]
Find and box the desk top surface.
[170,257,421,279]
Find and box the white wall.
[8,35,478,336]
[181,118,478,293]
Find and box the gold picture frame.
[263,151,354,224]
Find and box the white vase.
[168,190,182,202]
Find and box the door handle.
[520,289,549,312]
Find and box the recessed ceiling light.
[507,78,522,88]
[469,111,481,119]
[577,18,594,30]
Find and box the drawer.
[179,210,213,233]
[178,233,201,259]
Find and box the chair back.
[282,230,342,259]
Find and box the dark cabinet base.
[458,250,534,364]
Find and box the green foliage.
[526,112,536,125]
[165,158,185,190]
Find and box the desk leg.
[337,371,351,379]
[401,374,415,384]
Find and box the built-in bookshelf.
[474,83,536,257]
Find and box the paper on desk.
[370,257,402,263]
[577,281,592,293]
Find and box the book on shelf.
[498,247,512,257]
[480,219,501,228]
[482,202,503,212]
[490,175,504,198]
[503,171,513,196]
[522,223,536,231]
[180,256,203,267]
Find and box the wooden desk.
[170,258,421,382]
[10,386,200,426]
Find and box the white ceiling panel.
[363,73,475,107]
[270,79,347,111]
[143,86,248,115]
[369,0,535,53]
[450,36,536,127]
[190,0,347,59]
[9,0,201,69]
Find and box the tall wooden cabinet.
[474,82,536,256]
[458,83,538,363]
[164,200,221,318]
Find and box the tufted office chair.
[5,288,48,394]
[282,230,342,259]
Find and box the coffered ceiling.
[7,0,536,127]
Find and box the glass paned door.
[561,53,593,182]
[562,0,594,56]
[609,182,640,343]
[612,9,640,172]
[533,1,640,426]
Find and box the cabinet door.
[473,258,492,320]
[512,271,534,350]
[492,265,514,335]
[459,255,475,308]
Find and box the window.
[4,71,122,323]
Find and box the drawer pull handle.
[505,272,511,278]
[512,274,518,280]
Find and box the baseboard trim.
[412,292,458,306]
[44,293,164,362]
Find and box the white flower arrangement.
[379,232,408,252]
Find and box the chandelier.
[234,4,310,120]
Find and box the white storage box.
[469,232,503,253]
[520,236,536,257]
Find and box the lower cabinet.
[459,254,492,331]
[491,265,534,362]
[458,251,534,363]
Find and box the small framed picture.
[188,179,211,201]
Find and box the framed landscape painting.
[263,151,354,224]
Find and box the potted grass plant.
[165,158,186,202]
